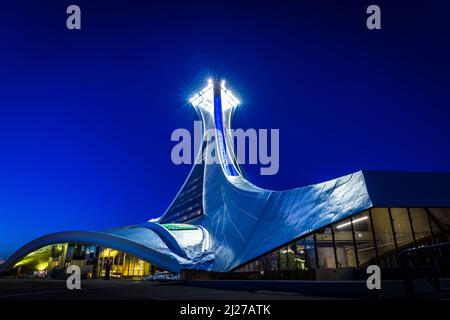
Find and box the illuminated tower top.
[189,79,241,177]
[189,78,240,112]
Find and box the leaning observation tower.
[2,79,448,277]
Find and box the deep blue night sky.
[1,0,449,258]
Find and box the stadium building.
[1,79,450,282]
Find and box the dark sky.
[1,0,450,258]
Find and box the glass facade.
[234,207,450,280]
[370,208,397,267]
[316,227,336,269]
[410,208,432,243]
[9,207,450,281]
[391,208,414,248]
[353,212,377,267]
[12,243,160,280]
[97,248,152,279]
[333,218,358,268]
[160,163,204,223]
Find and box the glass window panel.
[333,218,357,267]
[315,227,336,269]
[289,243,306,270]
[391,208,414,248]
[288,243,300,270]
[278,237,316,271]
[270,251,279,271]
[410,208,432,243]
[297,235,317,270]
[278,246,289,270]
[279,244,299,271]
[353,211,378,267]
[371,208,397,267]
[428,208,450,244]
[253,259,261,272]
[260,251,279,271]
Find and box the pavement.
[0,279,338,300]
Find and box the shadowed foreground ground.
[0,279,341,300]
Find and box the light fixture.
[189,79,240,110]
[336,216,368,229]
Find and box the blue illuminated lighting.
[213,86,239,176]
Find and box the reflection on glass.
[410,208,432,243]
[233,207,450,279]
[98,248,151,278]
[333,218,357,267]
[391,208,414,248]
[371,208,398,267]
[316,227,336,269]
[297,235,317,270]
[353,211,378,267]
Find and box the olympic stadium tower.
[1,79,450,282]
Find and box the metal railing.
[399,241,450,298]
